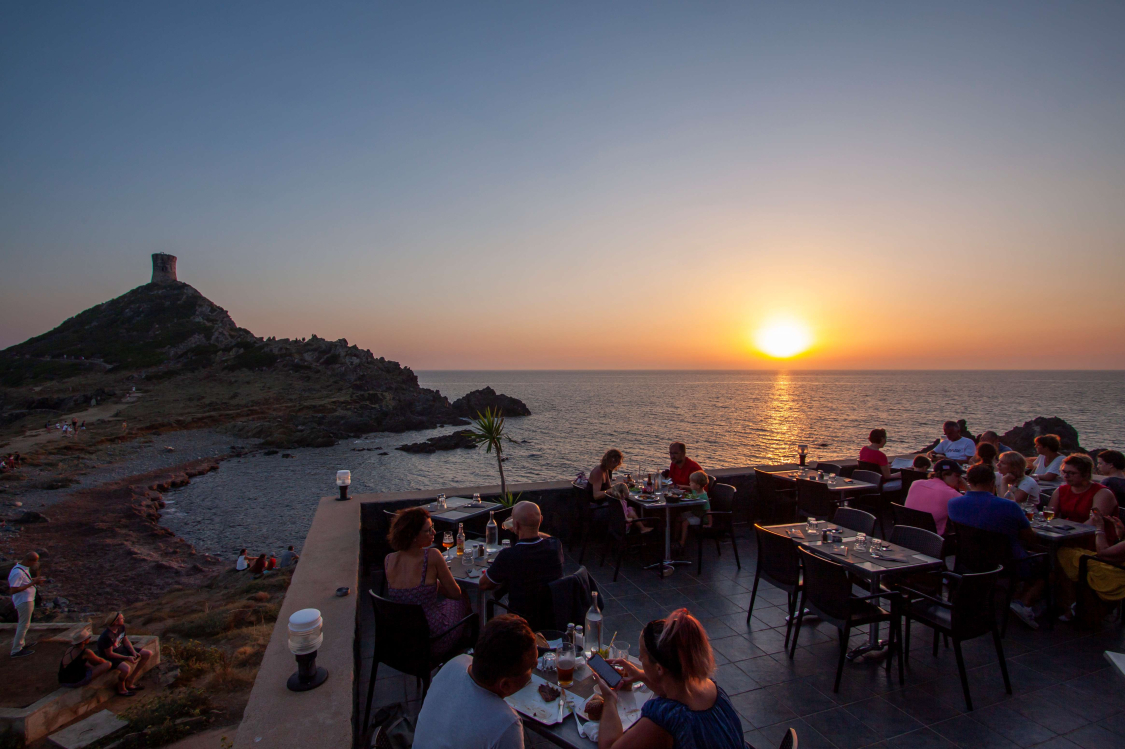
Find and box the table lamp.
[287,608,329,691]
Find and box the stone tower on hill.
[151,253,178,284]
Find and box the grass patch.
[163,639,226,681]
[109,690,213,748]
[164,602,279,639]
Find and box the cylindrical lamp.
[287,608,329,692]
[336,470,351,501]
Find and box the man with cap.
[904,458,966,535]
[8,551,44,658]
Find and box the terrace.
[233,465,1125,749]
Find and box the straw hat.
[68,626,93,645]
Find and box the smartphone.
[586,652,623,689]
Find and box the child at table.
[677,471,713,548]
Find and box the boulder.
[1001,417,1084,455]
[451,387,531,418]
[13,510,49,524]
[397,429,480,454]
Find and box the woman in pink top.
[859,429,901,488]
[904,459,965,535]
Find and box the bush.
[164,602,279,639]
[113,690,213,748]
[163,639,226,681]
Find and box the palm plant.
[469,407,517,505]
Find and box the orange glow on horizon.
[754,318,814,359]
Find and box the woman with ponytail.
[591,608,746,749]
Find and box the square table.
[1030,518,1096,628]
[768,469,880,495]
[423,497,503,527]
[443,539,501,627]
[625,491,707,577]
[764,522,944,659]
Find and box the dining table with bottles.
[439,502,507,628]
[621,471,708,577]
[1019,501,1096,628]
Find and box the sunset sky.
[3,2,1124,369]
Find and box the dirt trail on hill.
[6,457,226,611]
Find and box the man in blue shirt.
[948,464,1043,628]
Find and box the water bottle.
[584,591,603,657]
[486,511,498,549]
[456,523,465,556]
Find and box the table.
[768,469,880,495]
[625,491,707,577]
[422,496,503,527]
[1031,518,1096,628]
[520,655,649,749]
[764,522,944,659]
[443,539,501,627]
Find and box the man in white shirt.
[931,421,977,463]
[413,614,537,749]
[8,552,44,657]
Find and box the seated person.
[384,507,470,655]
[1057,509,1125,622]
[594,609,746,749]
[480,501,564,629]
[665,442,703,489]
[98,612,154,694]
[235,549,249,571]
[1030,434,1064,484]
[948,466,1044,629]
[588,449,624,501]
[997,451,1040,506]
[248,553,268,576]
[608,483,653,533]
[904,459,965,535]
[676,471,713,548]
[979,430,1015,455]
[971,442,999,470]
[58,628,113,689]
[930,420,977,462]
[1096,450,1125,506]
[1045,454,1118,535]
[414,614,537,749]
[859,428,902,489]
[279,545,300,568]
[912,454,932,471]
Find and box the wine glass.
[442,532,454,558]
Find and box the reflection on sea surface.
[163,370,1125,556]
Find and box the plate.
[574,687,652,729]
[505,675,565,725]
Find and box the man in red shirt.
[666,442,703,488]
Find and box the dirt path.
[5,456,226,612]
[2,396,139,454]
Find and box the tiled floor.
[360,532,1125,749]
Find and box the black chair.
[490,565,603,631]
[900,468,929,495]
[815,462,842,476]
[748,525,803,648]
[690,483,741,575]
[890,503,938,534]
[754,469,797,523]
[797,479,839,521]
[900,567,1010,711]
[856,460,883,474]
[789,548,903,691]
[363,590,478,730]
[949,521,1048,634]
[832,507,876,537]
[850,469,890,538]
[777,727,798,749]
[1076,554,1125,626]
[571,484,611,564]
[600,497,662,582]
[889,524,944,560]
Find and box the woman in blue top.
[591,608,746,749]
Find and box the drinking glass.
[806,517,816,533]
[1043,509,1056,522]
[442,532,454,555]
[501,539,511,549]
[1024,505,1035,521]
[557,642,576,687]
[610,643,630,661]
[437,493,447,509]
[855,533,867,551]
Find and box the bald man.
[479,502,564,629]
[9,552,44,657]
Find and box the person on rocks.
[279,545,300,568]
[98,612,153,695]
[58,628,113,688]
[235,549,249,571]
[8,551,44,658]
[248,553,268,576]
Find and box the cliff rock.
[451,387,531,418]
[1001,417,1084,455]
[397,430,479,454]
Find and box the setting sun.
[755,318,813,359]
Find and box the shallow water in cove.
[162,370,1125,557]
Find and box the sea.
[160,370,1125,556]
